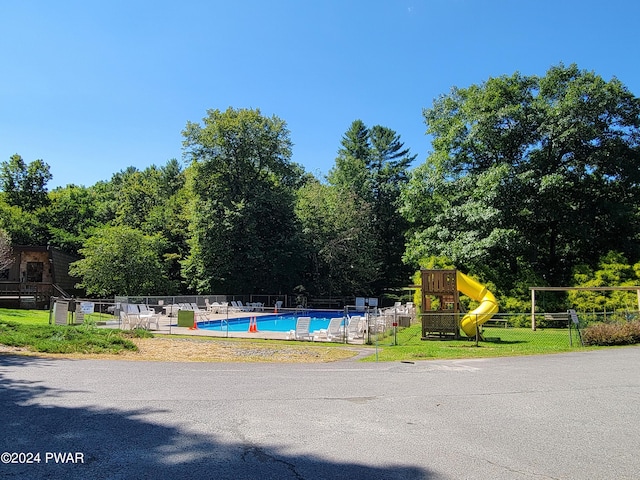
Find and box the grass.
[361,323,600,362]
[0,308,150,354]
[0,308,51,326]
[0,308,607,361]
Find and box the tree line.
[1,64,639,310]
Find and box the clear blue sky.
[1,0,638,189]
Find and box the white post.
[531,289,536,331]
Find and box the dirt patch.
[1,337,362,363]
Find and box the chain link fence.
[395,310,640,350]
[48,295,639,351]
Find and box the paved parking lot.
[1,347,639,479]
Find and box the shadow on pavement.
[0,354,433,479]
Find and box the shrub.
[582,321,640,346]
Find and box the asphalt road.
[1,347,639,479]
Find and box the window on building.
[26,262,44,282]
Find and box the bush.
[582,321,640,346]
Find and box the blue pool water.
[197,310,345,332]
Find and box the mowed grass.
[0,308,51,326]
[0,308,148,354]
[0,308,603,361]
[362,323,598,362]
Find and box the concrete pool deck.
[99,310,366,343]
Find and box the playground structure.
[420,269,499,339]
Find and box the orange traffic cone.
[251,317,258,333]
[247,317,255,333]
[189,318,198,330]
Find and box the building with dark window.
[0,245,81,308]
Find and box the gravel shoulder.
[0,336,365,363]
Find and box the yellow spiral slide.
[456,271,499,337]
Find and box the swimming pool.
[197,310,345,333]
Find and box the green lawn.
[0,308,149,354]
[0,308,51,326]
[0,308,603,360]
[362,323,598,362]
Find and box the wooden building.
[0,245,81,309]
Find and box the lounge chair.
[347,315,365,340]
[236,300,252,312]
[245,302,263,311]
[229,301,243,312]
[315,316,344,342]
[406,302,415,315]
[287,316,314,341]
[190,303,210,321]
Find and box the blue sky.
[1,0,638,189]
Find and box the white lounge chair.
[287,316,313,341]
[328,316,347,341]
[138,304,155,315]
[245,302,263,311]
[347,315,364,340]
[190,303,210,321]
[236,300,253,312]
[315,316,344,342]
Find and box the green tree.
[569,252,640,312]
[70,225,176,296]
[295,179,378,296]
[181,107,304,294]
[158,158,185,197]
[107,166,165,231]
[0,228,13,271]
[0,154,52,212]
[84,160,190,291]
[327,120,371,198]
[38,184,100,253]
[328,120,416,292]
[0,200,47,245]
[402,64,640,294]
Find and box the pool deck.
[100,310,364,343]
